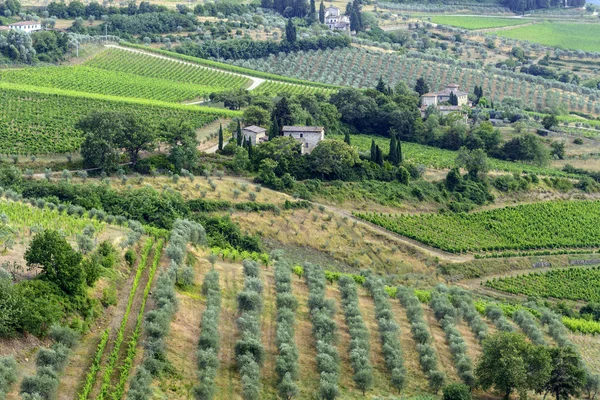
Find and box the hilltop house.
[282,126,324,154]
[9,21,41,33]
[420,83,470,116]
[324,6,350,31]
[240,125,267,145]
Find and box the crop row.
[273,260,300,399]
[78,328,111,400]
[194,268,221,399]
[0,83,227,155]
[364,277,406,392]
[397,286,445,393]
[357,200,600,254]
[85,48,249,90]
[96,237,155,400]
[128,219,206,399]
[485,266,600,302]
[253,81,334,96]
[304,263,340,399]
[0,66,220,103]
[430,286,475,387]
[338,276,374,395]
[484,305,516,333]
[235,259,265,400]
[448,288,488,343]
[112,239,164,400]
[513,310,548,345]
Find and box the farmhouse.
[420,83,470,116]
[9,21,42,33]
[324,6,350,31]
[282,126,324,154]
[240,125,267,145]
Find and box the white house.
[240,125,267,145]
[9,21,42,33]
[282,126,324,154]
[324,6,350,31]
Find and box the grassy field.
[493,22,600,52]
[430,15,529,29]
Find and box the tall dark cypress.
[375,145,384,166]
[236,120,243,146]
[344,130,351,145]
[319,0,325,23]
[370,139,376,162]
[218,123,223,151]
[389,133,398,165]
[269,115,280,140]
[397,139,403,163]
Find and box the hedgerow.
[364,277,406,393]
[20,325,79,400]
[304,263,340,400]
[235,259,264,400]
[127,219,206,400]
[484,305,516,333]
[338,276,374,395]
[0,356,18,400]
[430,286,475,388]
[397,286,445,393]
[512,310,547,345]
[273,260,299,399]
[448,288,487,343]
[193,269,221,400]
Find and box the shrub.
[443,383,471,400]
[48,325,78,349]
[0,356,18,400]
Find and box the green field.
[356,200,600,253]
[430,16,529,30]
[485,266,600,302]
[0,82,237,155]
[493,22,600,52]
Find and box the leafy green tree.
[243,106,270,127]
[501,133,550,166]
[344,130,351,145]
[551,141,566,160]
[476,332,551,400]
[310,139,359,180]
[456,147,489,179]
[542,114,558,130]
[443,383,472,400]
[161,118,199,172]
[272,96,293,128]
[24,230,84,296]
[543,347,586,400]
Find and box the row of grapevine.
[338,276,374,395]
[127,219,206,399]
[78,329,110,400]
[448,288,488,343]
[304,263,340,400]
[357,200,600,254]
[0,83,233,155]
[273,260,300,399]
[85,48,249,90]
[20,326,79,399]
[485,265,600,302]
[253,81,334,96]
[397,287,445,393]
[112,239,165,400]
[235,259,265,400]
[194,268,222,399]
[430,286,475,387]
[96,238,155,400]
[363,277,406,392]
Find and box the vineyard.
[84,48,250,91]
[356,200,600,253]
[430,16,530,30]
[253,80,336,96]
[493,22,600,52]
[229,47,600,115]
[0,83,233,155]
[485,266,600,302]
[329,133,570,177]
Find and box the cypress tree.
[319,0,325,23]
[370,139,376,162]
[309,0,316,20]
[344,130,351,145]
[218,123,223,151]
[236,120,243,146]
[285,18,297,44]
[375,145,384,166]
[389,133,398,165]
[247,140,253,158]
[398,139,403,163]
[269,115,280,140]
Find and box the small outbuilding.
[241,125,267,145]
[282,126,325,154]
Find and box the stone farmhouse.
[241,125,267,145]
[8,21,42,33]
[282,126,325,154]
[420,83,469,116]
[324,6,350,31]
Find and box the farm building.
[324,6,350,31]
[241,125,267,145]
[9,21,42,33]
[421,83,470,116]
[282,126,324,154]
